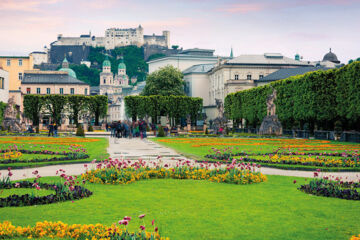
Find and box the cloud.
[0,0,62,12]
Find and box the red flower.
[155,227,158,232]
[293,180,297,184]
[123,216,131,221]
[152,219,155,226]
[314,172,319,177]
[140,225,145,231]
[139,214,146,219]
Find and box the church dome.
[103,58,111,67]
[59,67,77,78]
[118,56,126,69]
[322,49,340,63]
[58,57,77,78]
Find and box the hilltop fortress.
[52,25,170,50]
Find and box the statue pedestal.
[3,118,22,132]
[259,115,283,136]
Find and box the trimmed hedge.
[225,62,360,131]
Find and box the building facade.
[52,25,170,50]
[0,69,9,103]
[0,56,34,91]
[147,48,220,73]
[208,53,313,107]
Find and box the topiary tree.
[67,95,87,126]
[87,95,108,126]
[43,95,67,125]
[23,95,44,129]
[76,125,85,136]
[157,126,165,137]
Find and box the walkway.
[1,137,360,181]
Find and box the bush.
[88,125,94,132]
[158,126,165,137]
[76,125,85,137]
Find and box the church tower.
[117,56,128,85]
[100,55,114,93]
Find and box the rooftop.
[22,71,88,85]
[183,64,215,75]
[226,54,312,66]
[256,67,330,82]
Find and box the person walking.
[48,123,54,137]
[53,123,58,137]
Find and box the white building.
[147,48,220,73]
[52,25,170,50]
[30,49,48,66]
[0,69,9,103]
[208,53,313,107]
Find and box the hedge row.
[225,62,360,131]
[23,95,108,126]
[124,95,203,124]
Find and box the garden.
[0,136,108,169]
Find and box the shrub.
[157,126,165,137]
[76,125,85,137]
[88,125,94,132]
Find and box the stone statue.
[215,99,224,119]
[266,89,277,116]
[259,88,282,136]
[3,97,22,132]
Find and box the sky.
[0,0,359,62]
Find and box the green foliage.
[147,53,166,61]
[23,95,44,127]
[205,128,208,135]
[75,125,85,136]
[87,46,147,84]
[124,95,202,124]
[43,95,67,125]
[157,125,165,137]
[87,95,108,126]
[225,62,360,131]
[67,95,87,126]
[88,125,94,132]
[142,65,185,96]
[0,101,7,126]
[69,64,100,86]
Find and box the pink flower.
[8,172,13,177]
[36,185,41,190]
[139,214,146,219]
[140,225,145,231]
[293,180,297,184]
[118,220,128,225]
[15,182,20,188]
[32,170,38,175]
[314,172,319,177]
[152,219,155,225]
[123,216,131,221]
[84,164,88,168]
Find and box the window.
[85,88,88,95]
[0,77,4,89]
[18,73,23,81]
[18,59,22,66]
[234,74,239,80]
[247,75,252,80]
[103,79,106,84]
[70,88,74,94]
[47,88,50,94]
[36,88,40,94]
[26,88,31,94]
[259,75,264,79]
[60,88,64,94]
[6,59,10,66]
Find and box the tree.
[87,95,108,126]
[67,95,87,126]
[23,95,44,128]
[43,95,67,125]
[0,101,7,126]
[172,45,179,50]
[69,64,101,86]
[142,65,185,96]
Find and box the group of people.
[107,120,148,139]
[48,123,58,137]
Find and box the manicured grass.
[152,137,360,171]
[0,136,109,169]
[0,188,55,198]
[1,175,359,240]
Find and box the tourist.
[116,121,123,138]
[48,123,54,137]
[164,126,169,136]
[53,123,58,137]
[110,122,116,137]
[106,123,109,132]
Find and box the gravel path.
[1,137,359,181]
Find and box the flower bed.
[352,235,360,240]
[0,220,168,239]
[0,170,92,207]
[298,171,360,200]
[82,159,267,185]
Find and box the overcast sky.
[0,0,359,62]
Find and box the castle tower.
[162,31,170,48]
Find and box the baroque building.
[52,25,170,50]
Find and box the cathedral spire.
[230,47,234,59]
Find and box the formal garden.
[0,63,359,240]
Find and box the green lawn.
[1,176,359,240]
[0,136,109,169]
[152,137,360,171]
